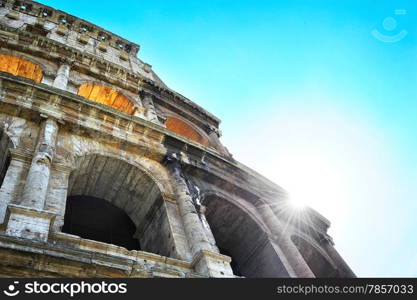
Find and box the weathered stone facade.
[0,0,355,278]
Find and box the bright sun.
[274,152,349,219]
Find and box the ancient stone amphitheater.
[0,0,354,278]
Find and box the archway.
[0,54,43,83]
[77,83,136,115]
[64,154,174,257]
[291,235,338,278]
[63,196,140,250]
[203,195,290,278]
[165,117,209,146]
[0,129,12,188]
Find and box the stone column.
[4,117,59,242]
[257,204,315,278]
[321,235,356,277]
[165,154,233,277]
[199,205,220,253]
[21,118,59,210]
[142,93,160,125]
[132,95,146,119]
[0,149,31,224]
[44,164,73,232]
[53,63,71,90]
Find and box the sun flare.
[275,152,349,219]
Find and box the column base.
[192,250,235,278]
[3,204,56,242]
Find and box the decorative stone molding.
[9,148,33,163]
[56,24,68,36]
[6,11,20,20]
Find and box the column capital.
[163,152,183,172]
[56,57,76,67]
[39,113,64,125]
[205,124,222,138]
[139,90,154,100]
[9,148,33,163]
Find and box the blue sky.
[38,0,417,277]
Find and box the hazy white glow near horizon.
[222,92,388,236]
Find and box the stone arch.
[290,233,339,277]
[201,192,290,278]
[0,50,53,75]
[0,53,43,83]
[63,154,176,257]
[54,133,177,201]
[77,83,137,115]
[200,189,269,233]
[63,146,176,200]
[165,117,209,146]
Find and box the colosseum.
[0,0,354,278]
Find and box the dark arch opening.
[218,247,242,276]
[291,235,338,278]
[0,130,12,188]
[204,196,290,278]
[64,155,174,257]
[62,196,140,250]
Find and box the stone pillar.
[321,235,356,277]
[21,118,59,210]
[257,204,315,278]
[142,93,160,124]
[132,95,146,119]
[199,205,220,253]
[0,149,31,224]
[52,64,71,90]
[165,154,233,277]
[4,117,59,242]
[44,164,73,232]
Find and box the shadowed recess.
[63,195,140,250]
[165,117,209,146]
[0,129,12,188]
[0,54,43,83]
[65,154,174,257]
[78,83,136,115]
[291,235,339,278]
[204,196,289,278]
